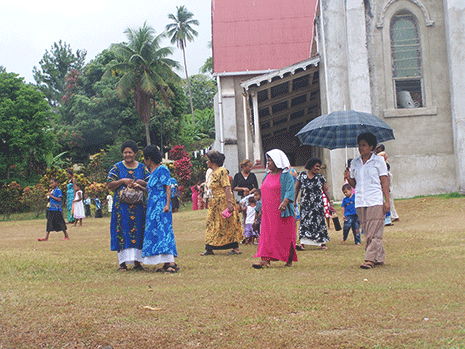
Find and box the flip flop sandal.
[118,265,128,271]
[200,250,215,256]
[134,264,147,271]
[252,262,270,269]
[360,261,375,269]
[164,266,177,274]
[227,250,242,255]
[163,264,180,272]
[37,238,48,241]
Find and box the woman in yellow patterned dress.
[200,150,243,256]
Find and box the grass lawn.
[1,196,464,348]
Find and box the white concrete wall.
[444,0,465,193]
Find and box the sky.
[0,0,212,83]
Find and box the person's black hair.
[386,163,391,171]
[376,143,385,152]
[121,140,138,154]
[50,177,58,183]
[206,150,225,166]
[347,158,353,168]
[357,133,377,151]
[342,183,352,192]
[66,169,73,176]
[254,189,261,195]
[305,157,322,170]
[248,196,256,204]
[143,145,162,164]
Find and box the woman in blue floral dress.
[107,140,149,271]
[142,145,178,273]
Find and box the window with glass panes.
[390,12,423,108]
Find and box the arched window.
[390,12,423,108]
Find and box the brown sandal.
[360,261,375,269]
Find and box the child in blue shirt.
[38,178,69,241]
[341,184,361,245]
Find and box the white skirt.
[73,201,85,219]
[118,248,143,264]
[143,254,175,265]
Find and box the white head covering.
[266,149,291,173]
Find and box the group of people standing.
[201,132,391,270]
[107,141,178,273]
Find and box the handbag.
[119,187,143,205]
[329,206,342,231]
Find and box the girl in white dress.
[73,183,85,226]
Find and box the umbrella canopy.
[296,110,395,150]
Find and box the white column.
[251,91,261,165]
[242,92,249,159]
[444,0,465,192]
[346,0,372,113]
[216,75,225,153]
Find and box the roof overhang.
[240,56,320,91]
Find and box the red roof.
[212,0,318,74]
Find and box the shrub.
[0,181,22,220]
[21,184,48,218]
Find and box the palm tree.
[166,5,199,123]
[105,23,180,145]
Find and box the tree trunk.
[183,47,195,124]
[145,121,151,146]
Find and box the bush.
[0,181,22,220]
[21,184,48,218]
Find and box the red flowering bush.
[174,157,192,182]
[170,145,189,161]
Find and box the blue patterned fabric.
[107,161,149,252]
[66,182,74,222]
[49,188,63,212]
[296,110,395,150]
[142,165,177,258]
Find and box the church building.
[211,0,465,200]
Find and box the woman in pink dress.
[253,149,297,269]
[191,183,199,211]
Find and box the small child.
[341,184,361,245]
[84,193,91,217]
[73,183,85,227]
[39,178,69,241]
[94,196,103,218]
[243,196,258,245]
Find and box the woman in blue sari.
[107,140,149,271]
[142,145,178,273]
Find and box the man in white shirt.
[344,133,390,269]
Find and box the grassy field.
[1,196,464,348]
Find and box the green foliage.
[185,74,217,111]
[0,181,22,220]
[177,108,215,151]
[21,183,48,218]
[33,40,86,108]
[105,23,181,145]
[0,72,56,184]
[199,56,213,75]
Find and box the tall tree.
[166,5,199,123]
[104,23,180,145]
[33,40,86,108]
[0,72,55,182]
